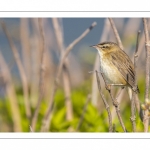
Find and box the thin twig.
[95,71,113,132]
[1,22,31,120]
[142,18,150,132]
[41,22,97,131]
[101,73,126,132]
[108,18,124,50]
[57,22,97,82]
[76,94,91,131]
[0,52,22,131]
[31,18,46,131]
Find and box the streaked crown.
[91,42,119,51]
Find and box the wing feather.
[110,50,137,90]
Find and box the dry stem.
[31,18,46,131]
[20,18,31,83]
[2,22,31,120]
[108,18,124,50]
[76,94,91,131]
[101,73,126,132]
[52,18,73,129]
[41,22,97,131]
[0,52,22,131]
[130,31,141,132]
[142,18,150,132]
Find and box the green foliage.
[0,98,13,131]
[0,79,145,132]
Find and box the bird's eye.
[102,46,108,48]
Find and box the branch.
[142,18,150,132]
[20,18,31,83]
[76,94,91,131]
[108,18,124,50]
[130,31,141,132]
[0,52,22,131]
[52,18,73,130]
[41,22,97,131]
[57,22,97,81]
[31,18,46,131]
[95,71,113,132]
[109,88,127,132]
[100,73,126,132]
[1,22,31,120]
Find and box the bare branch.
[100,72,126,132]
[76,94,91,131]
[130,30,141,132]
[52,18,73,130]
[20,18,31,83]
[108,87,127,132]
[142,18,150,132]
[57,22,97,81]
[108,18,124,50]
[1,22,31,120]
[52,18,64,54]
[31,18,46,131]
[0,52,22,131]
[41,22,97,131]
[95,71,113,132]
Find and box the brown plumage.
[91,42,139,93]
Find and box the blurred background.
[0,18,148,132]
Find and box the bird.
[90,42,140,111]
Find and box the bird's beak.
[90,45,97,48]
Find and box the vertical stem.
[31,18,46,131]
[20,18,31,84]
[2,22,31,120]
[143,18,150,132]
[130,90,136,132]
[0,52,22,131]
[130,31,141,132]
[52,18,73,131]
[76,94,91,131]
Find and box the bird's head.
[90,42,119,54]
